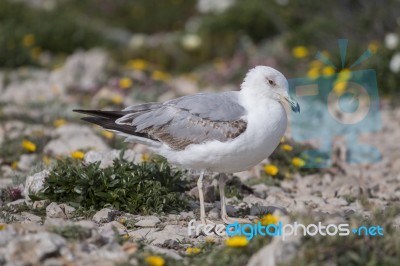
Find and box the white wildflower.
[389,53,400,73]
[385,33,399,50]
[181,34,202,51]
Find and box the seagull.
[74,66,300,224]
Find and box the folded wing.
[74,91,247,150]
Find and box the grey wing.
[116,91,247,150]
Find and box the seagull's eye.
[267,79,275,86]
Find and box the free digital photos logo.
[187,219,384,241]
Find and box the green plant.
[31,157,189,214]
[0,0,108,67]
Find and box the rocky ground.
[1,50,399,266]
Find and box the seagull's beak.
[282,94,300,113]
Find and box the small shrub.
[31,157,189,214]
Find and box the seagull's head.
[241,66,300,113]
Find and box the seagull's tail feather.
[74,109,161,147]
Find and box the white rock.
[6,199,26,207]
[135,216,161,227]
[207,208,219,220]
[4,232,66,264]
[24,170,50,200]
[326,197,349,207]
[92,208,115,223]
[179,211,195,219]
[128,228,157,239]
[145,245,182,260]
[21,212,42,223]
[44,124,109,156]
[2,78,64,104]
[56,49,109,91]
[188,185,215,202]
[46,202,67,219]
[17,154,37,171]
[58,204,76,218]
[99,221,127,242]
[145,225,186,245]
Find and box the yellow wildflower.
[53,119,66,128]
[30,47,42,59]
[118,217,127,224]
[71,151,85,160]
[145,255,165,266]
[102,131,114,139]
[322,66,335,76]
[205,236,215,244]
[186,247,201,255]
[151,70,170,81]
[119,77,133,89]
[126,59,149,71]
[11,161,18,169]
[292,157,306,167]
[263,164,279,176]
[333,81,347,95]
[368,41,379,54]
[122,234,130,240]
[307,67,320,79]
[309,60,323,68]
[42,155,51,166]
[281,144,293,152]
[225,236,249,247]
[111,94,123,105]
[141,153,150,162]
[292,46,309,58]
[259,214,279,226]
[337,68,351,82]
[22,34,35,47]
[21,140,37,152]
[0,224,6,231]
[284,171,293,179]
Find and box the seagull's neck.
[239,87,275,111]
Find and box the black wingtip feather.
[80,116,150,139]
[74,109,127,119]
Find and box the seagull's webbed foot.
[218,173,252,225]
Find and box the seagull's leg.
[219,174,252,224]
[219,174,228,221]
[197,170,207,225]
[197,170,216,226]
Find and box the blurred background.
[1,0,400,175]
[1,0,400,265]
